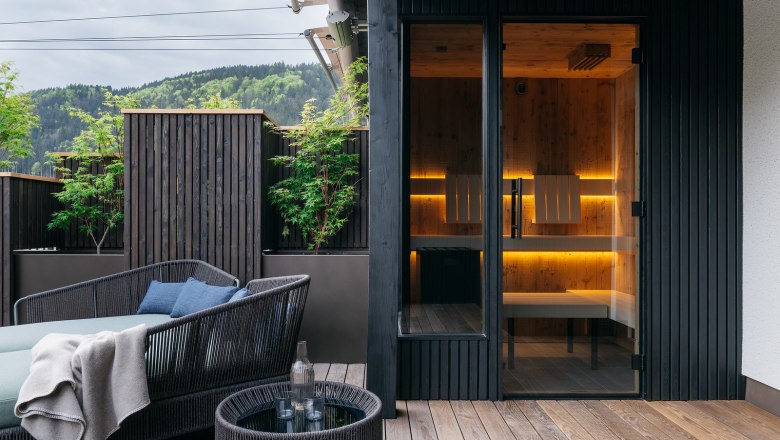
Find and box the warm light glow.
[410,175,447,179]
[503,251,615,263]
[410,194,446,199]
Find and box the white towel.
[15,324,150,440]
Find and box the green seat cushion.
[0,350,31,428]
[0,314,173,353]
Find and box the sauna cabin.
[402,23,639,395]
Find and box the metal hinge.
[631,201,646,217]
[632,354,646,371]
[632,47,644,64]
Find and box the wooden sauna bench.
[503,291,636,370]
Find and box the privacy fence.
[123,110,369,285]
[0,110,370,325]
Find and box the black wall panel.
[379,0,744,405]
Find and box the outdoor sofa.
[0,260,310,440]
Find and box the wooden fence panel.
[0,174,64,325]
[124,110,274,284]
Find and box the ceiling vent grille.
[568,44,611,71]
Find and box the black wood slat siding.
[0,176,65,325]
[124,111,274,285]
[384,0,743,404]
[271,130,369,251]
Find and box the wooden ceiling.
[410,23,638,79]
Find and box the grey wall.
[14,253,126,300]
[263,254,368,363]
[743,0,780,395]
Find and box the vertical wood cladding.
[0,176,64,325]
[124,111,269,285]
[391,0,743,401]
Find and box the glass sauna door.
[401,23,485,335]
[501,23,640,395]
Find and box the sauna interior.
[403,23,639,395]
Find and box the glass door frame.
[496,16,646,398]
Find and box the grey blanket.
[14,325,150,440]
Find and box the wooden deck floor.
[316,363,780,440]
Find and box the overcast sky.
[0,0,330,91]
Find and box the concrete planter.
[14,252,126,300]
[262,253,368,364]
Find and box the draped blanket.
[14,325,150,440]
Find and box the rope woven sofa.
[0,260,310,440]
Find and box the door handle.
[511,178,522,239]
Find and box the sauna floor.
[503,340,636,395]
[402,303,483,334]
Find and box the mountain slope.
[20,63,334,174]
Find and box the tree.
[0,61,39,170]
[48,91,139,254]
[269,58,368,254]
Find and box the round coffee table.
[215,381,382,439]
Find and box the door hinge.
[632,354,646,371]
[632,47,644,64]
[631,201,646,217]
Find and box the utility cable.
[0,6,290,26]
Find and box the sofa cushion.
[137,280,186,314]
[0,314,173,353]
[170,278,237,318]
[228,288,250,303]
[0,349,31,428]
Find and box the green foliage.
[191,93,241,109]
[48,91,139,254]
[0,61,39,170]
[19,63,333,173]
[269,58,368,254]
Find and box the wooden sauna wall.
[615,67,638,298]
[409,77,482,237]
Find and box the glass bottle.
[290,341,314,409]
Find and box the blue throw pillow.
[137,281,185,314]
[228,288,251,303]
[170,277,238,318]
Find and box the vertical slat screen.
[0,175,65,325]
[124,111,272,285]
[394,0,743,402]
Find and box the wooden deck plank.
[313,363,330,382]
[661,401,751,440]
[345,363,366,388]
[429,400,465,440]
[450,401,491,440]
[597,400,673,440]
[647,401,738,440]
[385,401,413,440]
[691,401,780,440]
[729,400,780,432]
[577,401,645,440]
[515,401,569,440]
[406,401,438,440]
[620,401,697,440]
[325,363,349,383]
[557,401,620,440]
[537,401,595,440]
[495,401,543,440]
[472,401,519,440]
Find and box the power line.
[0,48,318,51]
[0,32,302,42]
[0,6,291,26]
[0,36,303,43]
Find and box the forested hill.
[21,62,333,174]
